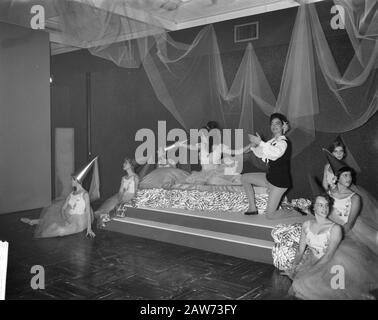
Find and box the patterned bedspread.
[114,184,311,216]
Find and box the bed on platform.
[102,183,311,264]
[113,183,311,217]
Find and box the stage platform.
[103,205,310,264]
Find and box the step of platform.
[123,206,273,241]
[102,206,309,264]
[105,216,273,264]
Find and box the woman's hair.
[206,121,221,130]
[335,166,356,182]
[329,139,345,153]
[201,123,221,154]
[309,193,334,215]
[123,157,136,170]
[270,113,288,124]
[71,176,81,184]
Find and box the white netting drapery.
[50,0,378,154]
[308,1,378,132]
[2,0,377,158]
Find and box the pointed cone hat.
[334,135,361,172]
[72,156,98,184]
[334,135,343,145]
[308,172,325,196]
[72,156,100,201]
[322,148,348,174]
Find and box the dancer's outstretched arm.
[322,165,330,191]
[250,133,287,161]
[61,196,69,212]
[177,141,199,151]
[281,221,308,278]
[222,143,252,156]
[322,164,337,191]
[61,195,71,222]
[84,192,95,238]
[293,222,309,265]
[343,194,361,233]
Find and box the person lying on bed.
[177,127,251,186]
[138,147,191,189]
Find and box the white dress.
[290,197,378,299]
[304,222,333,259]
[329,193,355,225]
[185,143,241,185]
[325,163,336,184]
[35,192,90,238]
[95,174,139,218]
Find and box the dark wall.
[51,4,378,200]
[0,22,51,213]
[51,50,182,200]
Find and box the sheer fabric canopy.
[3,0,377,158]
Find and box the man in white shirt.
[241,113,300,219]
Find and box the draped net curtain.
[49,0,378,150]
[3,0,377,169]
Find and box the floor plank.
[0,210,292,300]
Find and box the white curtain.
[4,0,377,157]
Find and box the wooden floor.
[0,209,294,300]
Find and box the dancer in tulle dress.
[95,158,139,222]
[284,189,378,299]
[322,138,346,190]
[322,143,377,253]
[272,146,378,268]
[328,166,378,255]
[21,157,99,238]
[322,136,360,193]
[324,149,378,253]
[178,127,250,185]
[327,167,360,233]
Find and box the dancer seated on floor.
[271,166,360,259]
[282,193,378,299]
[272,154,378,268]
[176,126,250,186]
[328,165,377,251]
[21,158,98,238]
[241,113,299,219]
[95,158,139,221]
[327,166,360,234]
[322,140,377,254]
[322,138,345,190]
[322,137,358,193]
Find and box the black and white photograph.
[0,0,377,305]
